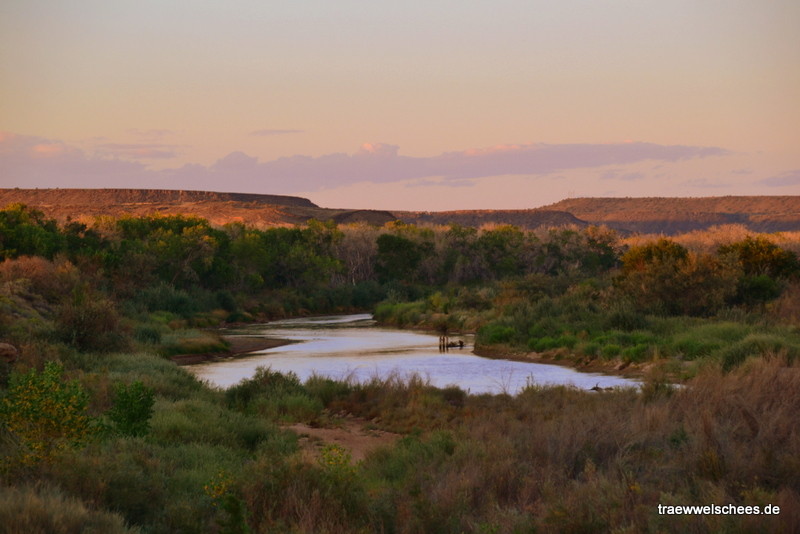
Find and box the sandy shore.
[472,345,661,380]
[170,336,295,365]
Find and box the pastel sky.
[1,1,798,210]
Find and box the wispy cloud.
[97,143,179,160]
[682,178,730,189]
[0,132,160,189]
[601,169,646,181]
[0,132,731,196]
[250,129,304,136]
[760,169,800,187]
[127,128,174,139]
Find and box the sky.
[1,0,798,210]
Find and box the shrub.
[225,367,306,411]
[719,334,800,371]
[133,324,163,344]
[134,283,198,317]
[57,293,128,352]
[479,323,516,345]
[600,344,621,359]
[107,381,155,437]
[158,330,228,357]
[0,362,94,466]
[671,337,721,360]
[150,398,274,451]
[86,352,208,401]
[305,374,354,407]
[578,341,601,357]
[605,300,649,331]
[621,344,649,363]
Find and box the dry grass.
[621,225,800,255]
[0,484,139,534]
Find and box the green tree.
[0,203,64,259]
[617,240,738,316]
[375,233,431,283]
[718,237,799,305]
[0,362,94,466]
[718,236,800,278]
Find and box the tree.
[0,362,94,466]
[617,240,738,316]
[718,237,799,305]
[0,204,64,260]
[375,233,431,283]
[718,236,799,278]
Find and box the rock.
[0,343,18,363]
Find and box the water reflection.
[188,314,640,395]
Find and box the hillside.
[0,188,586,230]
[393,209,587,230]
[2,189,799,234]
[0,189,395,228]
[541,196,800,234]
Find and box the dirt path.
[285,419,401,463]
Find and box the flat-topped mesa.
[393,209,588,230]
[0,188,318,208]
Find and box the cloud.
[0,132,162,189]
[601,169,645,181]
[97,143,179,160]
[211,141,727,192]
[760,169,800,187]
[682,178,730,189]
[127,128,174,139]
[0,131,731,196]
[250,129,304,136]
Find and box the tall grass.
[0,484,139,534]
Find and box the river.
[188,314,640,395]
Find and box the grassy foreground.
[1,346,798,533]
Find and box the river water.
[188,314,640,395]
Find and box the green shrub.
[252,393,323,422]
[150,399,273,450]
[479,323,516,344]
[133,324,163,344]
[621,344,649,363]
[134,283,198,317]
[605,300,648,331]
[225,367,306,411]
[0,362,94,466]
[578,341,600,357]
[158,330,228,357]
[600,344,621,359]
[719,334,799,370]
[108,381,155,437]
[671,337,721,360]
[556,334,579,348]
[103,353,207,401]
[305,374,354,407]
[57,295,128,352]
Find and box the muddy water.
[188,314,640,395]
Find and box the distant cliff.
[541,196,800,234]
[393,209,588,230]
[2,189,798,234]
[0,188,318,208]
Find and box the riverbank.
[170,335,295,365]
[472,344,676,381]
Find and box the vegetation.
[1,202,799,532]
